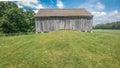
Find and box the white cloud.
[108,10,118,16]
[95,2,105,10]
[92,12,106,17]
[16,0,44,9]
[92,10,120,25]
[33,10,39,14]
[56,0,64,8]
[0,0,13,1]
[17,3,23,8]
[79,1,105,12]
[0,0,36,2]
[78,0,120,25]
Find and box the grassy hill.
[0,30,120,68]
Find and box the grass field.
[0,30,120,68]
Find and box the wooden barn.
[34,8,93,33]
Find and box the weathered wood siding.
[35,16,93,32]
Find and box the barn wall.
[35,16,93,32]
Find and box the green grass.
[0,30,120,68]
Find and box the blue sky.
[1,0,120,25]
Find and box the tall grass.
[0,30,120,68]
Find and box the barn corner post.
[35,18,38,34]
[91,17,93,33]
[34,8,93,33]
[89,16,93,33]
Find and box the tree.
[2,8,28,33]
[0,2,18,17]
[25,9,35,32]
[94,21,120,29]
[0,2,26,33]
[0,2,35,33]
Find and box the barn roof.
[35,8,93,17]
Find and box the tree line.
[0,2,35,34]
[93,21,120,29]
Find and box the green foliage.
[24,9,35,31]
[0,2,18,17]
[0,2,35,33]
[0,30,120,68]
[94,21,120,29]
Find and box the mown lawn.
[0,30,120,68]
